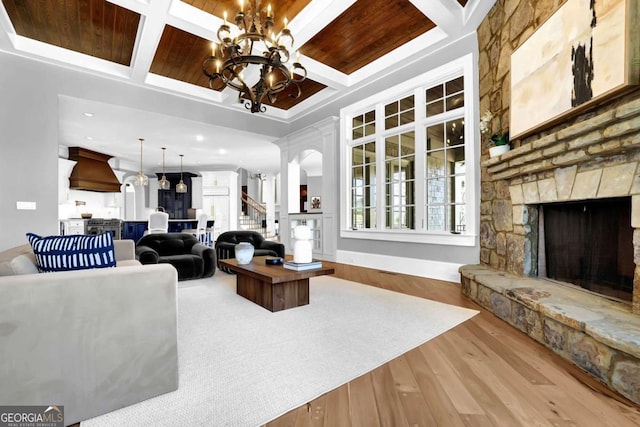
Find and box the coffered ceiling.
[0,0,492,172]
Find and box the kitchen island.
[122,219,214,243]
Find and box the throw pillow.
[26,232,116,273]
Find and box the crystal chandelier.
[133,138,148,186]
[159,147,170,190]
[176,154,188,193]
[202,0,306,113]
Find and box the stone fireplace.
[460,93,640,404]
[481,93,640,312]
[468,0,640,408]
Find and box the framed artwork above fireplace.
[510,0,639,139]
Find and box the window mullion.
[414,86,426,230]
[375,103,385,230]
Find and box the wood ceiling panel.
[457,0,468,6]
[1,0,139,66]
[150,25,225,90]
[301,0,435,75]
[183,0,310,33]
[254,74,326,110]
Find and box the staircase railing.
[241,192,267,235]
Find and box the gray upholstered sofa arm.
[114,238,136,262]
[0,263,179,425]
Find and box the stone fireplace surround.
[460,94,640,405]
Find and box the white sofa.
[0,239,179,425]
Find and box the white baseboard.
[336,250,462,283]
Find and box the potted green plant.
[480,111,510,158]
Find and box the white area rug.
[82,273,477,427]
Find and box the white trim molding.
[336,250,463,283]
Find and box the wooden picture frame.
[510,0,639,139]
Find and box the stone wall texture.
[473,0,640,406]
[478,0,640,280]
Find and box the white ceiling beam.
[14,36,130,79]
[301,55,349,89]
[129,0,172,83]
[409,0,464,37]
[0,2,16,50]
[145,73,223,103]
[166,0,220,42]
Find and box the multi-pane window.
[426,76,464,117]
[344,66,471,242]
[352,109,376,140]
[351,142,376,229]
[426,118,465,232]
[385,132,415,229]
[385,95,415,130]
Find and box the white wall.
[1,56,59,249]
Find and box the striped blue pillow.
[26,233,116,273]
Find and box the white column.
[288,162,300,214]
[263,175,276,236]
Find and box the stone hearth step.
[459,264,640,405]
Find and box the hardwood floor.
[263,262,640,427]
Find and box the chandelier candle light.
[176,154,187,193]
[133,138,148,186]
[202,0,306,113]
[159,147,170,190]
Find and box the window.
[385,131,415,229]
[352,109,375,140]
[341,56,477,246]
[351,142,376,229]
[385,95,415,130]
[426,118,466,232]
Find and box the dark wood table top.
[218,256,335,284]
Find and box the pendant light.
[176,154,188,193]
[133,138,148,186]
[158,147,170,190]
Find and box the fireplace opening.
[539,197,634,302]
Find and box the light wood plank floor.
[263,261,640,427]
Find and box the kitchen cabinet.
[122,221,148,243]
[156,173,197,219]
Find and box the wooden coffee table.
[218,256,335,312]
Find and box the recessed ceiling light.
[218,149,227,155]
[83,112,94,117]
[196,135,204,142]
[85,136,93,140]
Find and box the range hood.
[68,147,122,192]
